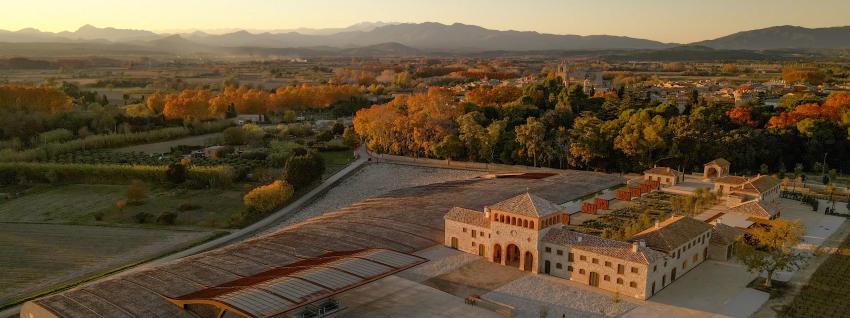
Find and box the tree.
[243,180,294,214]
[614,110,668,169]
[456,112,486,161]
[515,117,546,166]
[342,126,359,148]
[736,219,806,288]
[125,179,149,204]
[166,162,188,184]
[431,134,464,162]
[569,114,608,170]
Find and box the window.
[683,261,688,269]
[471,242,475,246]
[604,261,612,267]
[579,269,585,274]
[604,275,610,281]
[462,227,467,233]
[630,267,638,274]
[617,278,624,284]
[580,255,587,261]
[556,263,563,269]
[545,247,552,253]
[557,250,563,256]
[568,253,574,262]
[567,266,573,272]
[693,254,698,262]
[592,258,599,264]
[472,230,476,238]
[617,264,624,274]
[630,281,637,288]
[653,265,657,272]
[530,221,535,228]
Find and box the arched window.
[617,278,623,284]
[500,215,505,223]
[511,217,516,225]
[523,219,529,228]
[530,221,535,229]
[603,275,610,281]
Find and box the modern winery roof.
[24,169,622,318]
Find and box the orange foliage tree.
[782,67,826,85]
[0,85,72,114]
[465,86,522,106]
[162,89,215,120]
[727,106,758,127]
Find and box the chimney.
[577,236,583,243]
[631,241,639,253]
[484,206,490,218]
[639,240,646,248]
[655,220,660,229]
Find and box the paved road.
[0,147,370,318]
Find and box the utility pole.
[823,153,829,183]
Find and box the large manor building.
[445,158,780,300]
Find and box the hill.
[693,25,850,50]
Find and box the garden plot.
[0,223,213,307]
[111,132,221,154]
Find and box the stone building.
[445,193,714,300]
[704,158,731,179]
[643,167,684,186]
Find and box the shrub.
[166,162,189,184]
[93,211,105,221]
[126,179,149,204]
[156,211,178,225]
[134,212,152,224]
[38,128,74,144]
[223,127,246,145]
[283,152,325,189]
[243,180,294,214]
[0,162,233,188]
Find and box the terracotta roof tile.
[729,200,779,219]
[710,223,742,246]
[632,216,711,253]
[489,192,562,218]
[644,167,680,177]
[444,207,490,228]
[542,228,666,264]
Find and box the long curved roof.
[24,168,623,318]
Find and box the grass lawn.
[0,223,213,307]
[0,184,247,229]
[319,150,355,180]
[783,233,850,317]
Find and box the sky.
[2,0,849,43]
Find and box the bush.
[134,212,152,223]
[223,127,246,145]
[126,179,149,204]
[178,203,201,211]
[243,180,294,214]
[156,211,178,225]
[283,152,325,189]
[166,162,189,184]
[38,129,74,144]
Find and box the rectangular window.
[545,247,552,253]
[580,255,586,261]
[556,263,563,269]
[567,266,573,272]
[617,264,624,274]
[630,267,639,274]
[472,230,476,238]
[592,258,599,264]
[693,254,698,262]
[604,261,612,267]
[462,227,467,233]
[556,250,563,256]
[568,253,574,262]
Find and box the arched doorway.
[450,237,458,249]
[479,244,486,257]
[544,260,551,274]
[493,244,502,264]
[506,244,521,268]
[652,282,656,296]
[671,267,677,281]
[703,247,708,260]
[523,251,534,272]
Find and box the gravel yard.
[484,275,638,318]
[268,163,484,230]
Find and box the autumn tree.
[243,180,294,214]
[736,219,806,288]
[465,86,522,106]
[125,179,149,204]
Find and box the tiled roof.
[444,207,490,228]
[714,176,748,185]
[542,228,666,264]
[729,200,779,219]
[489,192,562,218]
[705,158,731,167]
[632,216,711,253]
[746,175,780,194]
[644,167,679,177]
[710,223,742,246]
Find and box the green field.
[0,223,213,306]
[0,184,247,228]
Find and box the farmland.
[782,232,850,317]
[0,223,215,307]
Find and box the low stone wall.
[370,152,567,173]
[466,295,515,317]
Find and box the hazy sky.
[2,0,849,43]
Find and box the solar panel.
[258,277,329,303]
[290,268,360,290]
[328,258,392,277]
[216,288,292,318]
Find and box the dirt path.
[752,217,850,318]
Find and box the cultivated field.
[110,132,222,153]
[782,232,850,317]
[0,223,214,307]
[0,184,248,228]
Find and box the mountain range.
[0,23,849,56]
